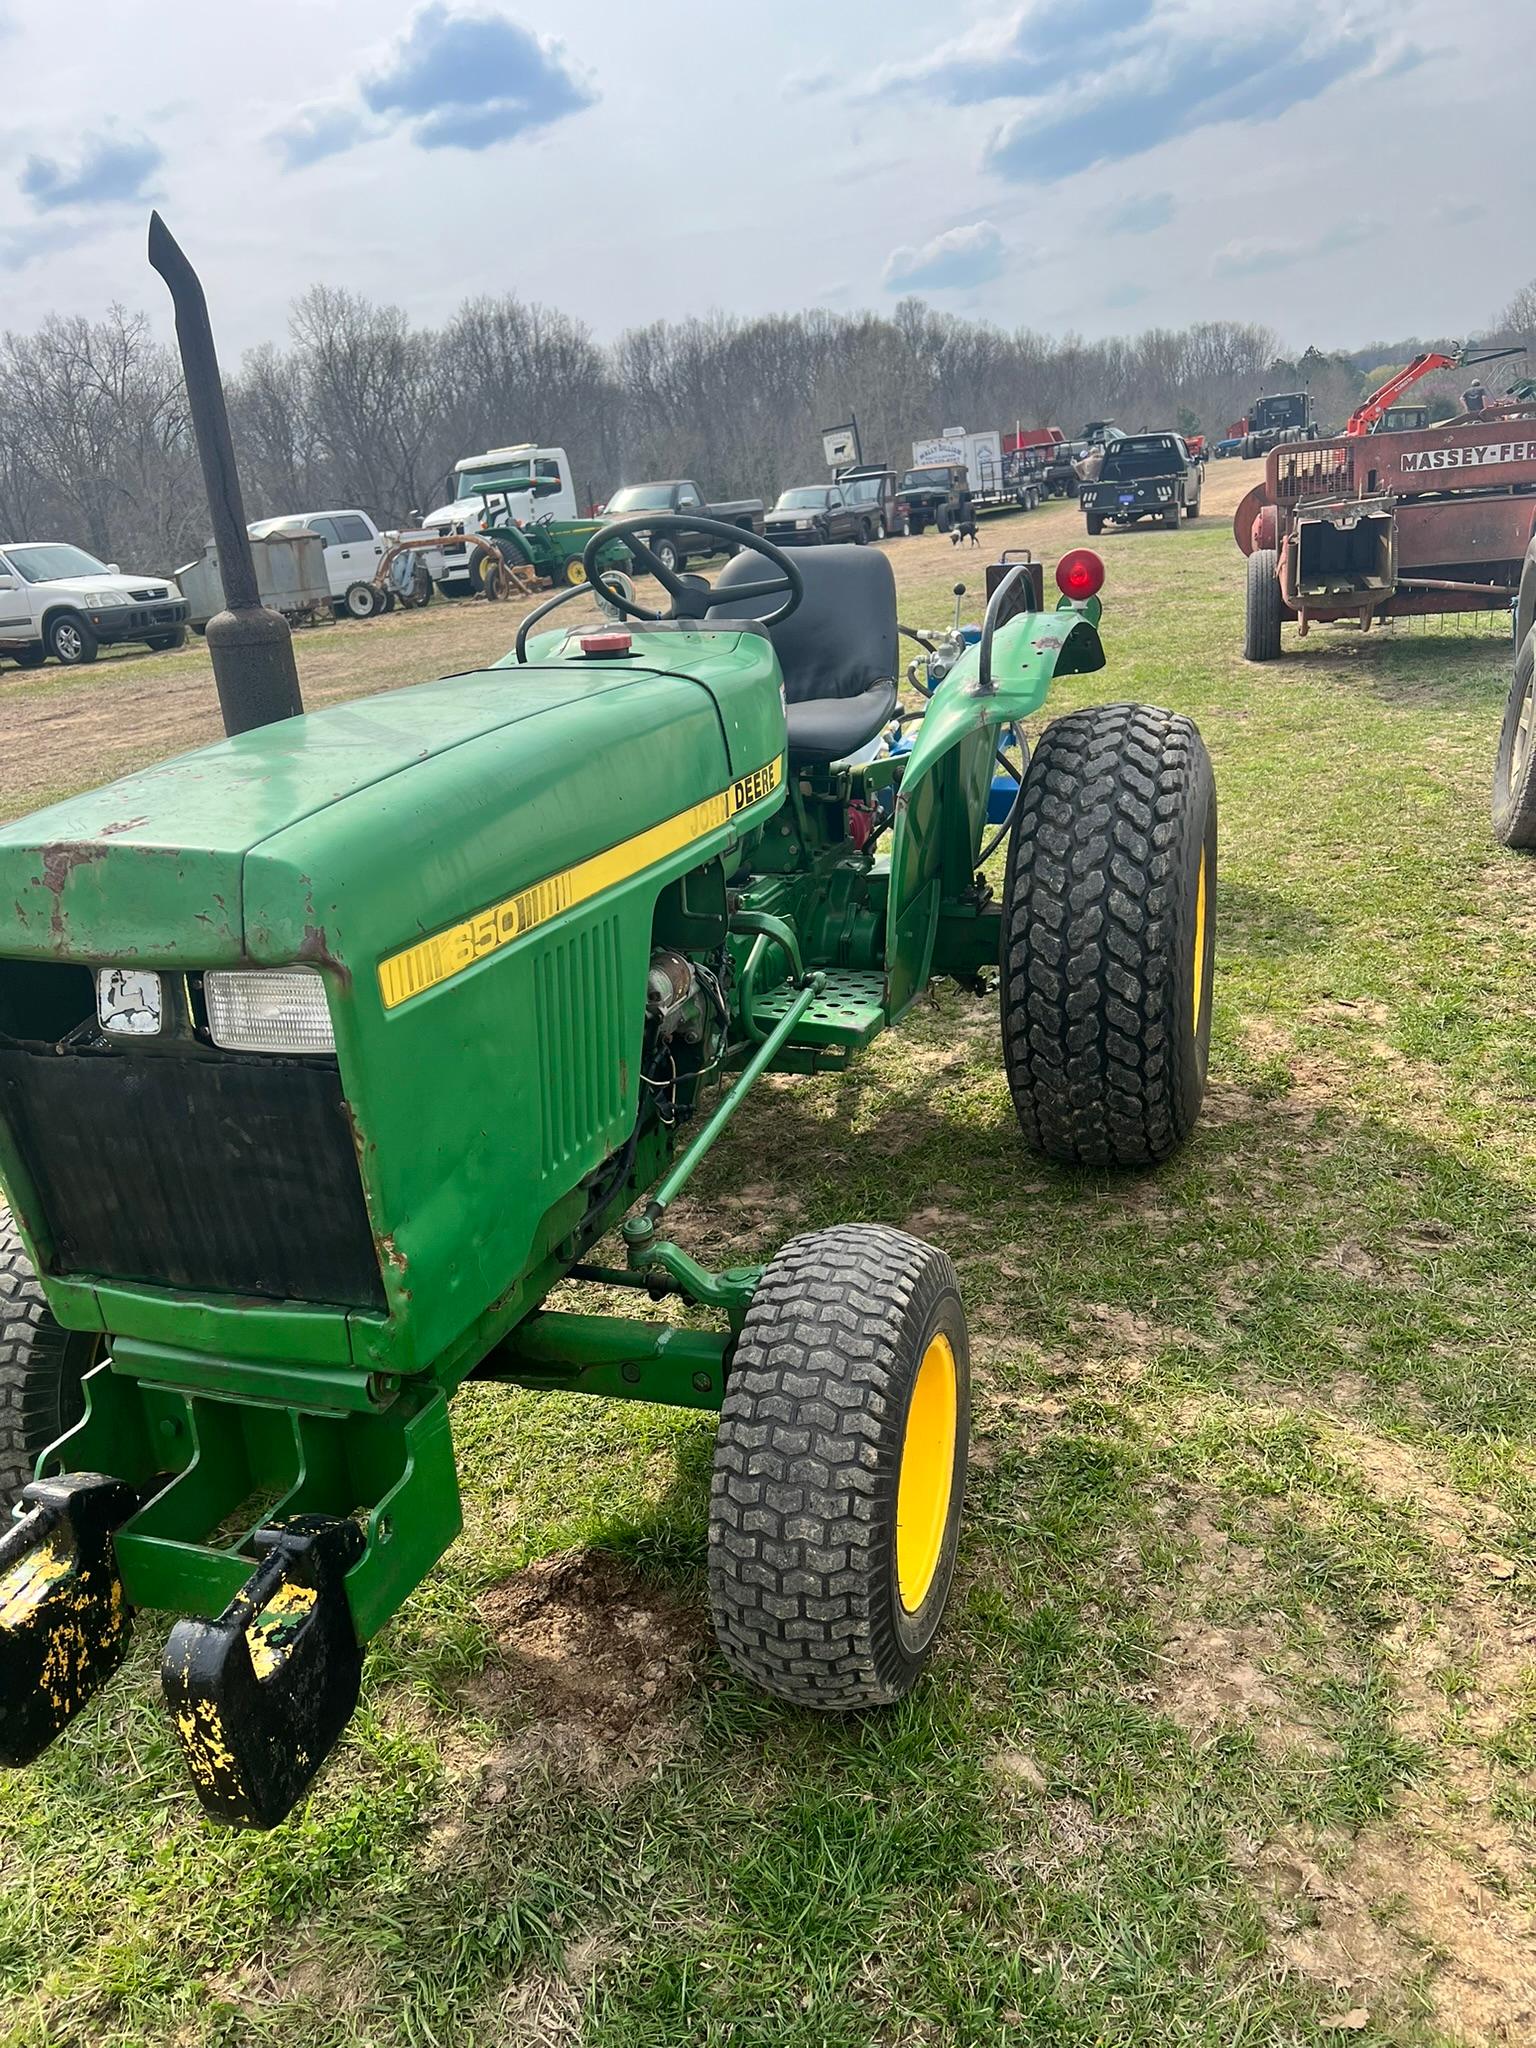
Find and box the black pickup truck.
[602,479,765,573]
[764,484,873,546]
[1079,433,1201,533]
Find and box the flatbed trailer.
[1234,400,1536,659]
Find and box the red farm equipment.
[1234,396,1536,661]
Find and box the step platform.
[753,967,886,1049]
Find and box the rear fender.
[883,607,1104,1020]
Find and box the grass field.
[3,466,1534,2047]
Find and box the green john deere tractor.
[0,489,1217,1824]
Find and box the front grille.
[0,1046,385,1310]
[129,587,167,601]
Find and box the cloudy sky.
[0,0,1529,358]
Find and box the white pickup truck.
[0,542,189,668]
[246,509,391,618]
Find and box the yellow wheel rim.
[1191,846,1208,1034]
[896,1331,958,1613]
[564,559,588,585]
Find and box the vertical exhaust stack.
[148,211,303,736]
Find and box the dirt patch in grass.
[1254,1823,1536,2043]
[1145,1494,1352,1756]
[470,1548,705,1795]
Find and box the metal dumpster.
[175,531,331,631]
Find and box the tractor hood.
[0,641,784,972]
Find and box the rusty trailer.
[1234,400,1536,660]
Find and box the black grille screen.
[0,1048,385,1310]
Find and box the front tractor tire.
[1244,548,1282,662]
[1001,704,1217,1168]
[0,1211,96,1507]
[708,1226,970,1710]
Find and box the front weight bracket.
[0,1473,137,1766]
[162,1513,366,1829]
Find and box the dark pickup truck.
[764,484,873,547]
[836,465,903,538]
[602,479,765,573]
[1079,433,1201,533]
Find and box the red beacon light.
[1055,548,1105,602]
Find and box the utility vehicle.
[0,232,1220,1829]
[894,464,973,537]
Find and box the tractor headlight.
[204,968,335,1054]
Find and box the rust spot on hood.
[39,843,108,945]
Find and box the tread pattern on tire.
[1492,635,1536,849]
[1245,547,1281,661]
[708,1224,961,1710]
[0,1211,87,1505]
[1001,703,1211,1168]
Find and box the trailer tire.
[708,1224,969,1710]
[0,1211,98,1508]
[1492,635,1536,850]
[342,581,383,620]
[1001,703,1216,1168]
[1244,548,1283,662]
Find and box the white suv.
[0,543,189,668]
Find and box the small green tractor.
[0,502,1217,1826]
[466,478,634,594]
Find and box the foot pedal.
[162,1514,365,1829]
[0,1474,137,1766]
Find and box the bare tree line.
[1,280,1531,577]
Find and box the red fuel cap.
[579,631,632,657]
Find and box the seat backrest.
[706,544,897,703]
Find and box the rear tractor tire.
[708,1225,970,1710]
[1244,548,1283,662]
[0,1210,98,1507]
[1000,703,1217,1168]
[1492,635,1536,850]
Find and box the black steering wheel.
[582,514,804,627]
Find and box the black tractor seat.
[707,545,899,765]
